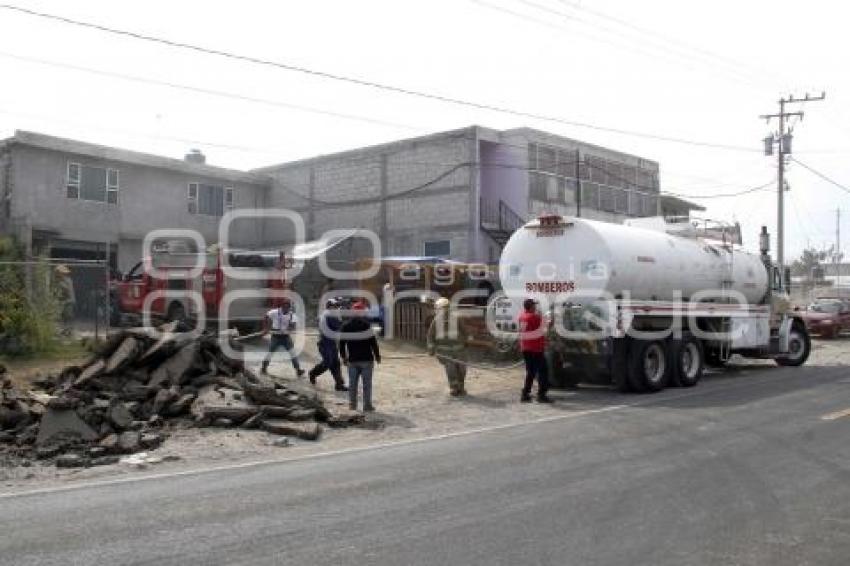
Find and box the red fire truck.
[116,246,290,331]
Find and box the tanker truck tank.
[498,215,769,306]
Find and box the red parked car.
[801,299,850,338]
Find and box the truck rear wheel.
[671,334,703,388]
[775,326,811,367]
[627,339,669,393]
[167,302,187,324]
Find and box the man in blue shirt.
[308,299,347,391]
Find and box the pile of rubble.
[0,324,362,468]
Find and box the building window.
[225,187,234,211]
[529,172,548,201]
[187,183,198,214]
[424,239,451,257]
[615,188,629,213]
[66,163,80,199]
[107,169,119,204]
[527,143,538,170]
[599,186,616,212]
[188,183,233,216]
[66,162,119,204]
[582,183,599,208]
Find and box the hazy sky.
[1,0,848,258]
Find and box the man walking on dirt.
[518,298,551,403]
[339,301,381,412]
[308,299,347,391]
[261,299,306,378]
[427,297,468,397]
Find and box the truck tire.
[547,350,578,389]
[671,334,703,388]
[167,301,187,324]
[627,339,669,393]
[775,325,811,367]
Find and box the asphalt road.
[2,361,849,566]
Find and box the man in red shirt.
[518,298,551,403]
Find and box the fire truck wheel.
[670,334,703,388]
[167,302,187,324]
[627,339,669,393]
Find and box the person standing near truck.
[339,301,381,412]
[427,297,468,397]
[518,298,551,403]
[261,299,306,378]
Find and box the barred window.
[589,156,608,185]
[538,145,557,174]
[66,162,119,204]
[529,172,548,201]
[561,178,576,205]
[599,186,616,212]
[582,182,599,208]
[615,188,629,213]
[556,149,576,177]
[188,183,233,216]
[527,143,538,170]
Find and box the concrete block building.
[258,126,702,263]
[1,126,702,271]
[0,131,268,273]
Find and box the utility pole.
[760,91,825,287]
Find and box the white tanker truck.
[494,214,810,392]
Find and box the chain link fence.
[0,256,113,355]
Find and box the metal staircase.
[480,198,525,248]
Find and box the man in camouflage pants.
[427,297,468,397]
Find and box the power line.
[664,180,776,200]
[0,3,758,153]
[791,157,850,195]
[554,0,790,90]
[511,0,772,91]
[0,50,420,133]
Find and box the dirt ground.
[2,332,849,492]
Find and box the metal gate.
[393,300,430,343]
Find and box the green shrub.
[0,237,61,356]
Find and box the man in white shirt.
[261,299,306,378]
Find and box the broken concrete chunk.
[152,342,199,386]
[151,387,178,415]
[190,386,257,424]
[73,359,105,388]
[90,455,120,467]
[139,432,163,449]
[165,393,196,416]
[120,383,152,402]
[36,408,98,446]
[285,408,317,422]
[326,410,366,429]
[261,420,322,441]
[105,336,140,374]
[47,396,79,410]
[55,453,89,468]
[107,399,134,430]
[35,445,62,460]
[118,431,141,454]
[99,433,119,453]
